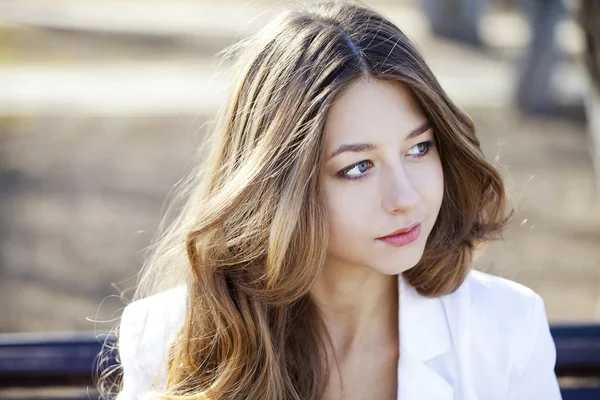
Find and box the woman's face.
[321,79,444,275]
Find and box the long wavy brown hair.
[98,1,511,399]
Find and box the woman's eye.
[336,141,434,181]
[340,160,372,179]
[406,140,434,158]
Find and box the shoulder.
[461,269,548,351]
[451,270,560,398]
[465,269,542,312]
[121,284,188,328]
[117,285,187,398]
[120,284,188,344]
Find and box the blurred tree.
[581,0,600,94]
[580,0,600,192]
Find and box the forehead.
[323,79,427,148]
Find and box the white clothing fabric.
[116,270,562,399]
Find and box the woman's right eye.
[338,160,373,180]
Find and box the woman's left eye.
[406,140,434,158]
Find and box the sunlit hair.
[98,0,511,399]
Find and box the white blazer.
[116,270,562,399]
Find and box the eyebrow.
[327,121,432,160]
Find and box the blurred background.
[0,0,598,335]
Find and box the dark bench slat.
[551,324,600,376]
[561,387,600,400]
[0,332,116,387]
[0,325,598,389]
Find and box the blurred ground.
[0,0,598,333]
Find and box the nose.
[381,163,420,215]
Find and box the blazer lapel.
[440,273,474,399]
[396,274,457,400]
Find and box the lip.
[376,223,421,247]
[378,222,421,239]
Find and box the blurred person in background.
[515,0,567,115]
[421,0,568,115]
[420,0,486,46]
[99,1,561,399]
[423,0,600,190]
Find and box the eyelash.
[337,140,436,181]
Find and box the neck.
[309,257,399,358]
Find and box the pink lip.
[376,223,421,247]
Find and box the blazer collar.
[396,272,471,400]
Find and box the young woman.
[105,1,561,399]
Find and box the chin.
[382,263,419,276]
[374,247,425,275]
[374,257,422,276]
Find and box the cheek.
[322,180,375,243]
[411,158,444,213]
[433,162,444,207]
[430,167,444,206]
